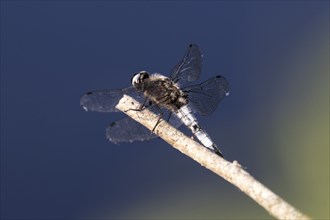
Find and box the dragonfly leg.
[146,105,163,141]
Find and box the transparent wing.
[183,75,229,116]
[169,43,202,86]
[106,106,183,143]
[81,86,183,143]
[80,87,141,112]
[107,117,158,143]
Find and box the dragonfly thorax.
[133,72,188,112]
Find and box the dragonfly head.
[131,71,150,90]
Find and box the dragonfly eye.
[140,71,150,80]
[131,71,149,86]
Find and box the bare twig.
[116,95,310,220]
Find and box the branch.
[116,95,310,220]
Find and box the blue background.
[1,1,329,219]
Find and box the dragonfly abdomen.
[176,105,222,156]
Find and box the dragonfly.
[80,44,229,157]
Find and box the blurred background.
[1,1,329,219]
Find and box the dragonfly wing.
[169,44,202,86]
[106,116,158,143]
[80,86,141,112]
[183,75,229,116]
